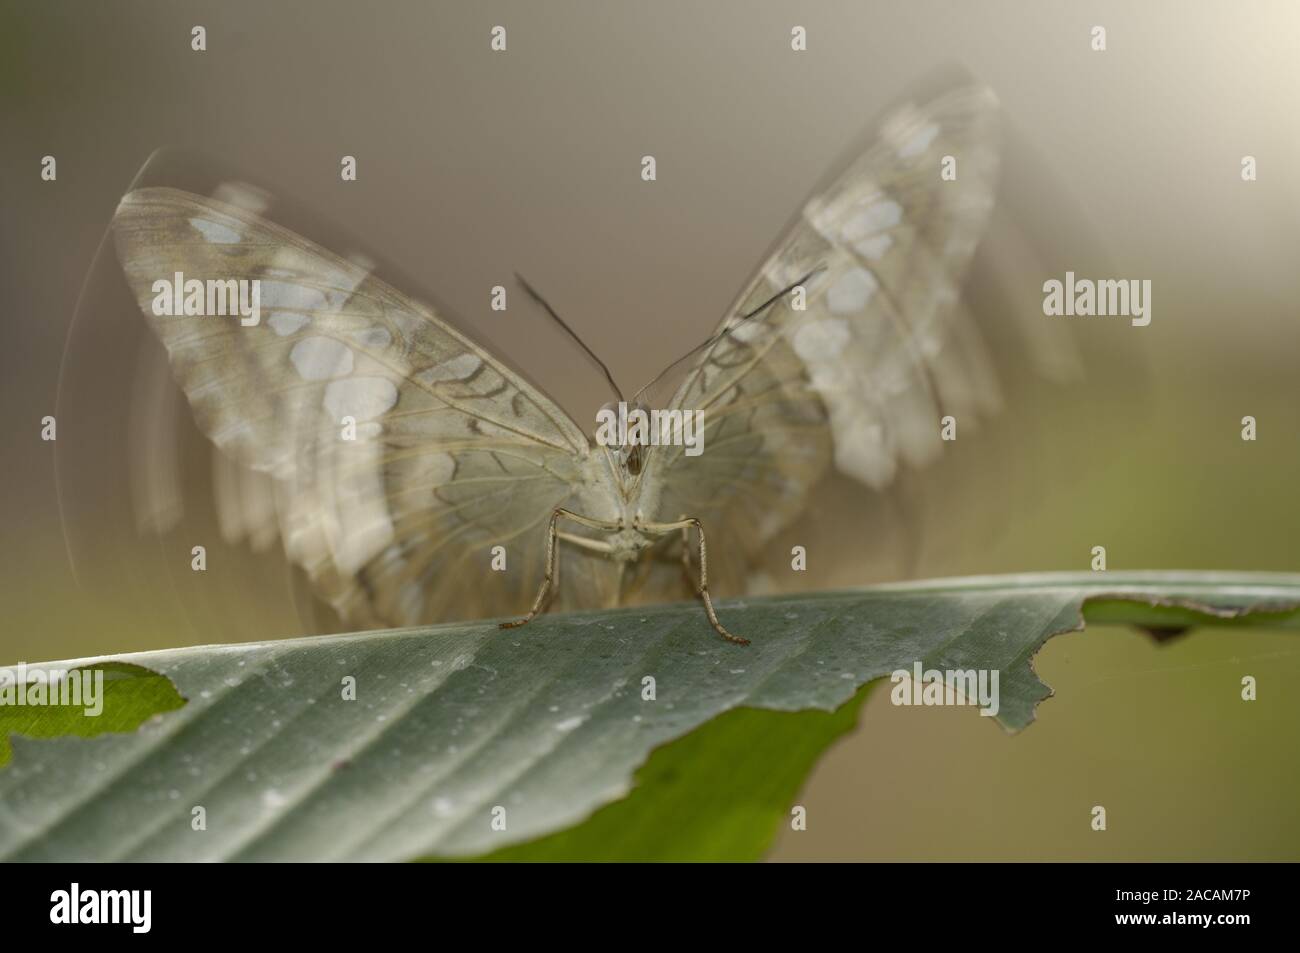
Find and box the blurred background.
[2,0,1298,860]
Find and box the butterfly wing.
[112,186,617,627]
[639,83,1003,596]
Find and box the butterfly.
[110,81,1002,645]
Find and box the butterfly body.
[558,447,673,566]
[568,455,656,562]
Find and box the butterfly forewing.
[641,84,1003,597]
[112,187,621,626]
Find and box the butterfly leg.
[679,523,696,594]
[642,516,749,646]
[500,508,620,631]
[500,509,562,630]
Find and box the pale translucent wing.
[643,84,1002,594]
[112,186,616,626]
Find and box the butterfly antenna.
[633,265,826,402]
[514,273,625,404]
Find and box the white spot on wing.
[842,199,902,243]
[792,317,851,361]
[212,181,271,215]
[323,376,398,420]
[268,311,310,336]
[833,421,894,488]
[417,354,482,384]
[730,317,766,343]
[189,218,241,244]
[825,267,878,314]
[290,337,354,381]
[261,281,330,312]
[897,121,940,158]
[853,234,894,261]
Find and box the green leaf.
[0,663,185,767]
[443,683,876,862]
[1,572,1296,861]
